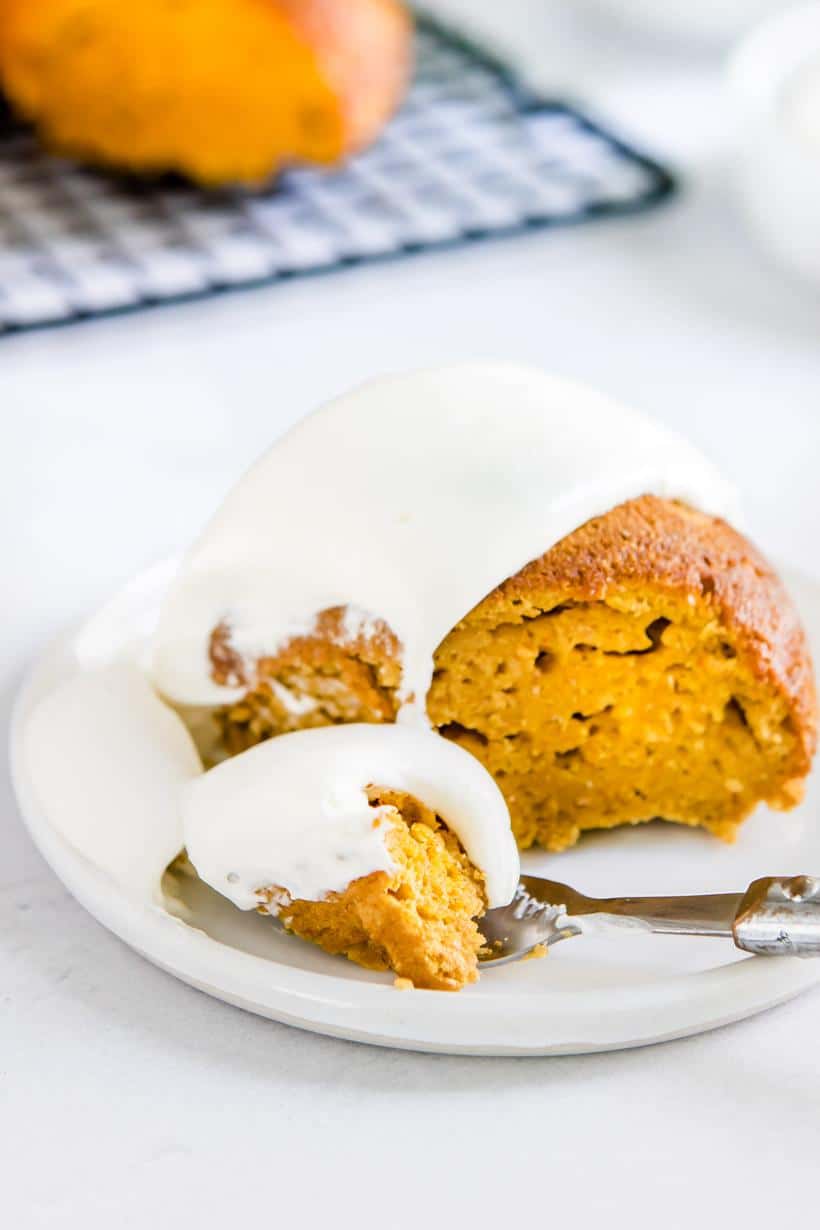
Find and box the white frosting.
[151,363,738,715]
[22,663,202,904]
[181,723,520,911]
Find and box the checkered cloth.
[0,17,673,333]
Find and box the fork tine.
[478,880,584,966]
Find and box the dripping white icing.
[22,663,202,904]
[181,723,519,910]
[147,362,739,909]
[151,363,739,717]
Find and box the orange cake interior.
[210,496,817,853]
[258,787,487,991]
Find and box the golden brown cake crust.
[486,496,816,772]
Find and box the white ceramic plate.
[10,560,820,1055]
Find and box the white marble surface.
[3,2,820,1225]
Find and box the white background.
[3,2,820,1225]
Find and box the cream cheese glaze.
[150,363,738,914]
[22,663,202,904]
[150,363,739,718]
[182,723,520,911]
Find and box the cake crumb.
[393,976,414,991]
[523,943,548,961]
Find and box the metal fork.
[478,874,820,967]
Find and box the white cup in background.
[729,4,820,283]
[577,0,794,45]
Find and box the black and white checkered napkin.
[0,17,673,333]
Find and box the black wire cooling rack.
[0,14,674,334]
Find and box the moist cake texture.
[266,787,487,990]
[214,606,401,756]
[213,496,817,851]
[180,721,517,990]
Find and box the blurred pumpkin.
[0,0,412,185]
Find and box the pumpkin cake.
[266,787,487,991]
[212,494,815,851]
[180,722,518,991]
[153,364,817,987]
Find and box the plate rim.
[8,558,820,1056]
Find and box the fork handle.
[732,876,820,957]
[583,875,820,956]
